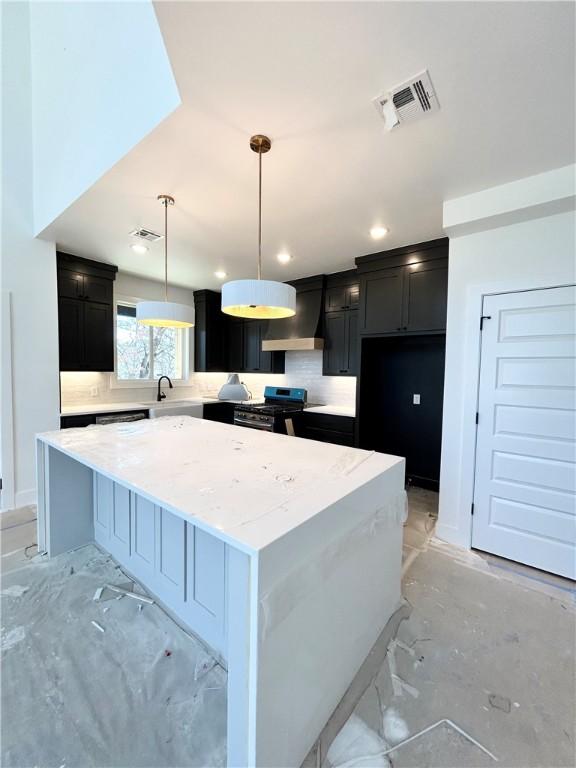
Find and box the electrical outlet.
[413,394,421,405]
[90,386,99,398]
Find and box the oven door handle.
[234,416,273,430]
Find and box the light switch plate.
[413,394,421,405]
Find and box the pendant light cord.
[164,198,168,302]
[257,146,262,281]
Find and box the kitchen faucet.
[157,375,173,402]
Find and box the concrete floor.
[2,490,575,767]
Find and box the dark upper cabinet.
[195,291,284,374]
[323,310,359,376]
[57,252,117,372]
[356,239,449,336]
[84,302,114,371]
[194,290,227,372]
[322,272,360,377]
[323,312,348,374]
[227,318,284,374]
[58,297,85,370]
[243,320,262,372]
[360,266,405,334]
[325,282,359,312]
[404,260,448,332]
[226,318,244,372]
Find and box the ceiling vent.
[373,70,439,132]
[129,228,163,242]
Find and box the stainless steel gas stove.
[234,386,314,433]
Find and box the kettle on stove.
[218,373,251,401]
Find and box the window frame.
[110,295,191,389]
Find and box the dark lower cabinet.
[323,310,358,376]
[294,412,355,447]
[203,402,235,424]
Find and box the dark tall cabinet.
[355,238,449,488]
[57,252,117,372]
[323,271,359,377]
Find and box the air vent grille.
[374,69,439,131]
[129,228,163,242]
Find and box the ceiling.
[41,1,576,291]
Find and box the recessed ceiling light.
[130,243,149,255]
[370,226,388,240]
[214,270,227,279]
[277,252,292,264]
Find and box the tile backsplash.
[60,351,356,409]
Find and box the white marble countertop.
[60,397,259,417]
[305,404,356,418]
[38,416,401,553]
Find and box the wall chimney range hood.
[262,276,325,351]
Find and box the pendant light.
[221,135,296,319]
[136,195,195,328]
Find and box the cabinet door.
[58,270,84,299]
[243,320,262,372]
[346,309,359,375]
[346,284,360,310]
[84,302,114,371]
[227,319,244,372]
[325,286,348,313]
[83,274,113,304]
[360,267,404,334]
[404,260,448,332]
[58,298,85,370]
[323,312,348,375]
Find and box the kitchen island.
[36,416,405,767]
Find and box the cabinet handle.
[339,369,348,373]
[396,327,402,331]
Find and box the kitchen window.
[114,302,189,383]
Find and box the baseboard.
[435,522,470,550]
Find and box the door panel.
[472,286,576,578]
[84,302,113,371]
[131,495,156,576]
[156,508,186,607]
[323,312,348,374]
[109,483,131,560]
[360,267,404,334]
[94,473,112,545]
[82,274,113,304]
[404,261,448,332]
[58,298,84,370]
[347,310,359,375]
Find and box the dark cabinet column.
[243,320,262,372]
[347,310,359,374]
[226,319,244,372]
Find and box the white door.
[472,286,576,579]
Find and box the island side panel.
[252,460,405,767]
[226,546,259,767]
[37,441,94,557]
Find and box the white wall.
[29,0,180,235]
[438,167,576,548]
[1,1,60,510]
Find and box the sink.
[148,401,204,419]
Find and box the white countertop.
[305,404,356,418]
[38,416,401,553]
[60,397,247,417]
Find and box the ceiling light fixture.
[215,270,227,279]
[370,226,389,240]
[221,135,296,320]
[277,252,292,264]
[130,243,149,255]
[136,195,194,328]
